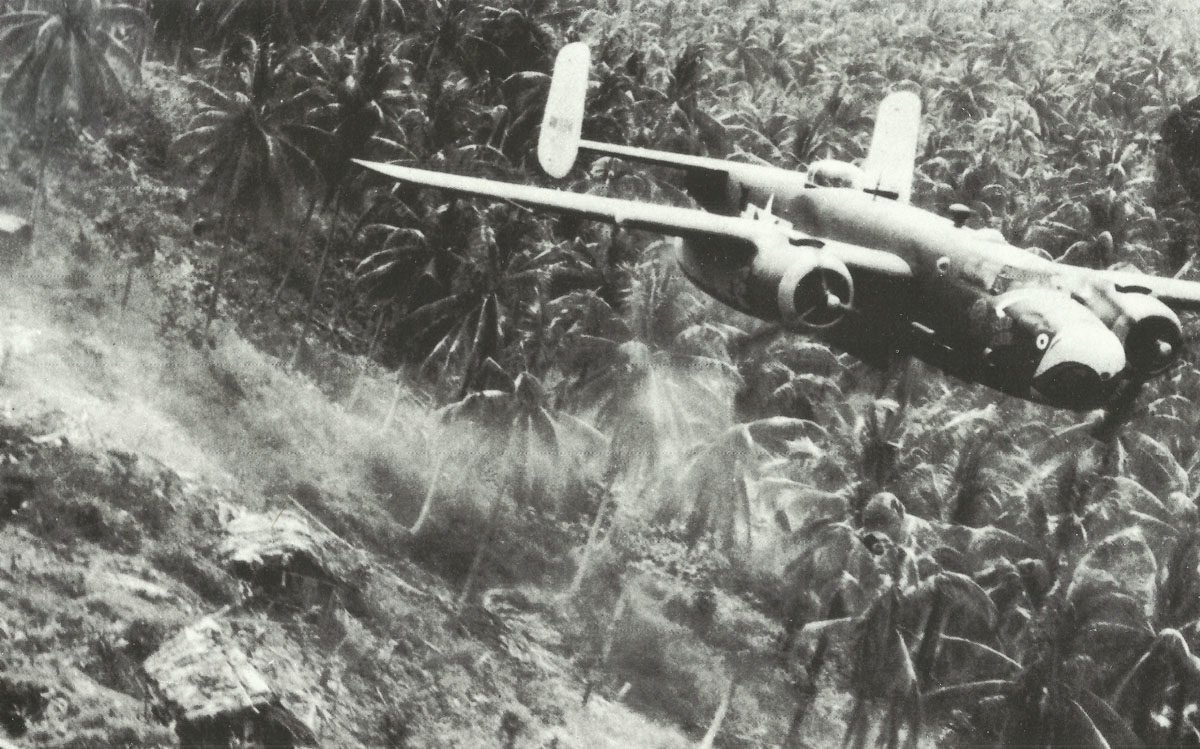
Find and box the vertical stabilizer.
[538,42,590,179]
[860,91,921,203]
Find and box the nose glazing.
[1032,326,1126,409]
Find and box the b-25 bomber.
[356,42,1200,432]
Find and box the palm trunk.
[914,597,947,690]
[783,703,807,749]
[409,454,446,536]
[29,117,55,236]
[136,18,150,67]
[1170,679,1190,746]
[457,334,487,400]
[882,688,912,749]
[118,258,136,322]
[568,474,619,595]
[902,691,921,749]
[409,447,479,537]
[203,212,237,338]
[582,590,628,706]
[272,193,321,303]
[346,309,386,410]
[785,631,830,747]
[456,491,505,609]
[290,190,342,369]
[381,367,407,431]
[697,677,737,749]
[843,694,871,749]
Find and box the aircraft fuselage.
[677,182,1175,410]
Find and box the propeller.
[1092,312,1199,441]
[798,267,850,326]
[785,235,850,326]
[806,272,843,321]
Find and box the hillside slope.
[6,0,1200,746]
[0,111,733,747]
[0,72,855,744]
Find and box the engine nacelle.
[1078,285,1183,375]
[776,247,854,329]
[1111,292,1183,374]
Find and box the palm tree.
[198,0,309,48]
[734,338,847,423]
[384,203,561,399]
[793,547,997,749]
[171,37,317,335]
[1160,93,1200,206]
[437,365,603,606]
[1107,529,1200,744]
[0,0,145,125]
[566,338,736,485]
[925,548,1149,748]
[396,0,494,83]
[354,223,446,314]
[472,0,563,81]
[347,0,409,43]
[1,0,145,231]
[1114,629,1200,745]
[286,39,408,365]
[560,315,739,593]
[672,417,823,551]
[145,0,198,70]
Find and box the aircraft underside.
[675,235,1128,412]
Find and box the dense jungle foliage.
[5,0,1200,746]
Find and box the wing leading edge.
[352,159,914,280]
[1099,270,1200,312]
[355,158,762,243]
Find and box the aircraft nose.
[1032,327,1125,409]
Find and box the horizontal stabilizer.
[579,139,810,214]
[579,139,801,186]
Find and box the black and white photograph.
[1,0,1200,746]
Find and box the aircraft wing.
[353,159,914,280]
[1099,270,1200,312]
[579,139,744,172]
[354,158,763,243]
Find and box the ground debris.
[143,615,317,747]
[219,509,329,570]
[217,508,361,610]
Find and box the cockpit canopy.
[806,160,864,189]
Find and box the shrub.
[604,591,730,732]
[150,546,241,605]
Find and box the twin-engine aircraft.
[357,42,1200,429]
